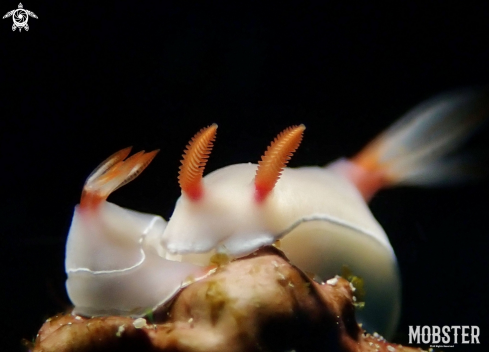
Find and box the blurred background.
[1,1,489,351]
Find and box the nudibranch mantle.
[164,163,393,256]
[65,149,210,317]
[162,161,400,337]
[65,90,487,339]
[65,202,210,317]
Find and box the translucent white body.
[65,89,485,339]
[162,163,400,337]
[65,203,207,317]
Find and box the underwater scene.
[2,2,489,351]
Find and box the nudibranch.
[65,148,210,317]
[65,90,487,338]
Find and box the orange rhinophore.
[178,124,218,200]
[254,125,305,201]
[80,147,159,210]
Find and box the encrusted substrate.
[32,247,426,352]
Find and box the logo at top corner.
[3,3,38,32]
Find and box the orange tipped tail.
[341,90,488,201]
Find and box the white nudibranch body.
[163,162,400,336]
[65,90,487,338]
[65,148,209,317]
[65,203,207,317]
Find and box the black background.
[1,2,489,351]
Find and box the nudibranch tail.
[80,148,160,210]
[178,124,217,201]
[254,124,305,202]
[347,89,488,200]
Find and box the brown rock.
[32,247,425,352]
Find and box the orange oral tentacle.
[254,125,305,202]
[178,124,218,201]
[79,190,103,211]
[95,151,145,186]
[80,148,159,211]
[85,146,133,185]
[112,149,160,193]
